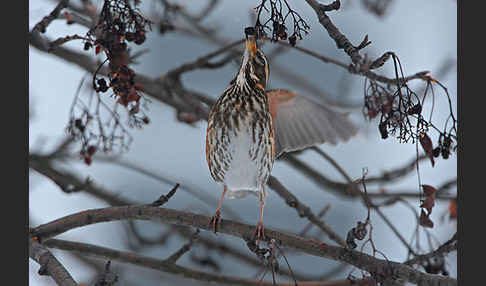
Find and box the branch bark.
[29,239,78,286]
[44,238,368,286]
[31,205,457,286]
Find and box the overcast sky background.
[29,0,457,285]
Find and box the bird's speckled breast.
[206,85,275,192]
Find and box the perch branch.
[31,205,456,286]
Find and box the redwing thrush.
[205,27,357,244]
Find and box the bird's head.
[234,27,269,91]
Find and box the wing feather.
[267,89,358,157]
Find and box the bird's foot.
[209,209,221,234]
[253,221,265,246]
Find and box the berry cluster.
[363,61,457,167]
[253,0,310,46]
[84,0,151,113]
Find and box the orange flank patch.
[267,89,298,121]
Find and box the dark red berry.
[432,147,441,158]
[84,156,92,165]
[87,145,97,156]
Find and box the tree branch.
[164,229,199,264]
[267,176,346,247]
[304,0,364,65]
[31,0,70,34]
[31,205,456,286]
[29,239,78,286]
[405,233,458,266]
[44,238,369,286]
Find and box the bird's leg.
[209,186,227,233]
[253,187,266,246]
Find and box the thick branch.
[30,153,313,280]
[29,239,77,286]
[44,238,364,286]
[31,205,456,286]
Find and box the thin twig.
[167,38,245,77]
[31,0,70,34]
[405,232,458,266]
[267,176,346,247]
[164,229,200,263]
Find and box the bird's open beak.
[246,36,257,57]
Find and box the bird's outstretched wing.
[267,89,358,157]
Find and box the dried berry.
[379,121,388,139]
[432,147,441,158]
[443,136,452,149]
[87,145,97,156]
[289,34,297,46]
[97,78,109,93]
[441,148,450,159]
[74,119,85,132]
[84,42,92,51]
[84,155,92,165]
[407,103,422,115]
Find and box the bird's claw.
[209,210,221,234]
[253,221,265,246]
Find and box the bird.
[205,27,357,245]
